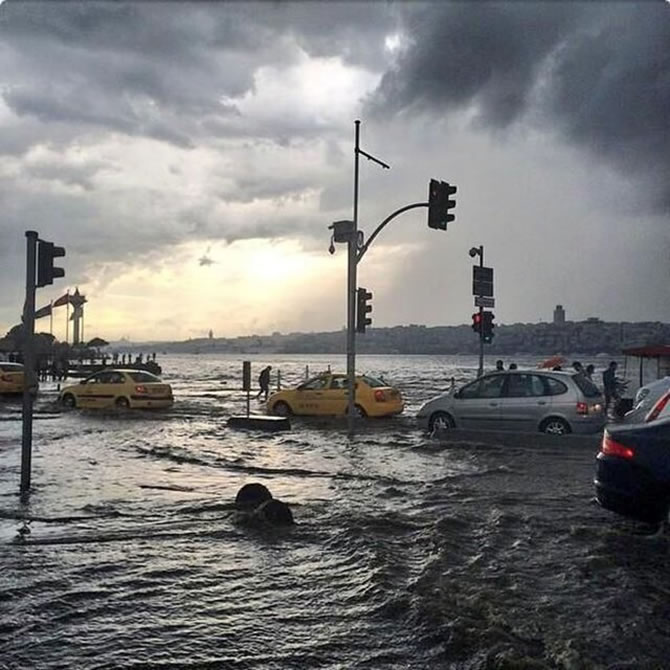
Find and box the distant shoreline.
[107,319,670,357]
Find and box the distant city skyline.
[1,2,668,341]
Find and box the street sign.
[472,266,494,297]
[475,296,495,308]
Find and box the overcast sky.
[1,0,668,342]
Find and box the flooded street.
[1,354,668,669]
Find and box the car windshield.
[572,374,601,398]
[128,371,162,383]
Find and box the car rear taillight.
[374,389,386,402]
[645,391,670,423]
[135,385,148,394]
[601,432,635,460]
[576,402,588,415]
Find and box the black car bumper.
[594,455,669,523]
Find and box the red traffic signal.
[471,312,482,333]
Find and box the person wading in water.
[257,365,272,402]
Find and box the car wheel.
[540,417,571,435]
[61,393,76,409]
[115,397,130,409]
[272,401,292,417]
[429,411,454,432]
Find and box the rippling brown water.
[1,354,668,669]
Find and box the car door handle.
[489,402,498,407]
[537,401,547,405]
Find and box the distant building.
[208,329,213,339]
[553,304,566,325]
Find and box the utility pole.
[477,245,484,378]
[21,232,66,499]
[21,231,38,499]
[346,120,390,437]
[470,246,496,376]
[346,121,360,438]
[329,121,454,437]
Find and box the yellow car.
[267,373,404,418]
[59,368,173,409]
[0,362,25,394]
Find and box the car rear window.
[129,371,162,383]
[572,374,602,398]
[361,375,386,388]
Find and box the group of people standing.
[559,359,623,414]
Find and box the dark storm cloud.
[0,2,280,150]
[0,1,395,152]
[371,2,670,212]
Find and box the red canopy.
[538,355,566,369]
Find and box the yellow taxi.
[0,362,25,394]
[267,372,404,418]
[59,368,173,409]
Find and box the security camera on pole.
[469,245,495,377]
[328,120,457,437]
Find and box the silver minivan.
[417,370,605,435]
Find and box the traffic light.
[356,287,373,333]
[428,179,457,230]
[471,312,482,334]
[36,240,66,287]
[482,311,495,343]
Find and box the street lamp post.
[328,120,453,437]
[346,121,390,436]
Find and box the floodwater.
[0,354,668,669]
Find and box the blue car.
[594,417,670,524]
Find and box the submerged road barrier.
[227,415,290,432]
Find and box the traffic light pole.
[346,120,391,437]
[477,245,484,378]
[346,120,360,437]
[21,231,38,500]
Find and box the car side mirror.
[453,390,461,399]
[79,380,86,385]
